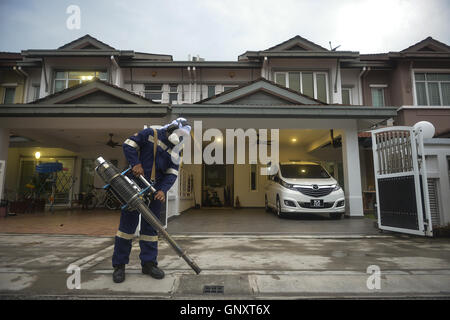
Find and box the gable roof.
[238,35,358,60]
[31,78,156,105]
[58,34,116,50]
[21,35,170,60]
[401,37,450,53]
[197,78,325,105]
[265,35,329,52]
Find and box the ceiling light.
[35,151,41,159]
[291,138,297,142]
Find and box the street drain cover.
[203,285,224,294]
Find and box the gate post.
[342,127,364,217]
[0,128,9,200]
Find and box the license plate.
[310,199,324,208]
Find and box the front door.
[202,164,234,207]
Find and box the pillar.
[0,128,9,200]
[342,125,364,217]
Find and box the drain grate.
[203,285,224,294]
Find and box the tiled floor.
[0,208,120,236]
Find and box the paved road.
[0,233,449,299]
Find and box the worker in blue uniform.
[112,118,191,283]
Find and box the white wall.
[424,139,450,226]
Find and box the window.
[53,71,107,93]
[223,86,237,92]
[144,84,163,102]
[316,74,327,102]
[415,73,450,106]
[32,85,40,101]
[342,88,352,105]
[275,73,286,86]
[370,86,386,107]
[3,87,16,104]
[250,164,258,191]
[280,164,330,179]
[207,85,216,98]
[274,71,329,103]
[302,72,314,97]
[169,84,178,103]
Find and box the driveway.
[167,208,379,235]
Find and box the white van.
[265,161,345,219]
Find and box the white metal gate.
[427,178,441,227]
[371,126,433,236]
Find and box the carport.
[172,79,397,222]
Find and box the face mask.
[165,119,191,146]
[168,132,180,145]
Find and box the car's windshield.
[280,164,330,179]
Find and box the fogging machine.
[94,156,201,275]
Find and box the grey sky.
[1,0,449,60]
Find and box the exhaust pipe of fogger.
[95,157,201,275]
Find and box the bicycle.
[82,184,121,210]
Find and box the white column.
[0,128,9,200]
[437,153,450,225]
[167,177,180,218]
[342,125,364,217]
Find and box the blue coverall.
[112,127,179,267]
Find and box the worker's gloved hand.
[132,164,144,177]
[154,190,165,202]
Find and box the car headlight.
[333,184,341,191]
[280,180,296,190]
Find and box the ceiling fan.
[105,133,120,148]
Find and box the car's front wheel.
[265,195,271,213]
[276,197,284,218]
